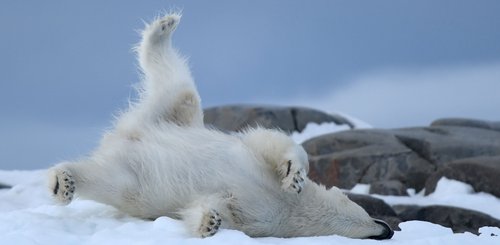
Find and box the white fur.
[47,13,392,239]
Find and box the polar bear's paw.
[281,160,306,194]
[240,128,309,194]
[199,209,222,238]
[158,14,179,34]
[147,14,180,39]
[49,169,75,205]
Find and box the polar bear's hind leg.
[48,168,75,205]
[47,161,140,212]
[132,13,203,128]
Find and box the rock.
[432,118,500,132]
[425,156,500,197]
[346,193,397,217]
[393,126,500,167]
[393,205,500,234]
[369,180,408,196]
[304,125,500,191]
[293,107,354,130]
[304,129,435,191]
[203,105,353,133]
[0,182,11,189]
[346,193,401,230]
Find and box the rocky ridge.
[204,105,353,133]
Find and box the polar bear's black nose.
[368,219,394,240]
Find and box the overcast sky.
[1,0,500,170]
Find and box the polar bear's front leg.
[241,127,309,193]
[184,208,222,238]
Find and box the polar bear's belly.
[121,132,271,218]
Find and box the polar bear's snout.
[368,219,394,240]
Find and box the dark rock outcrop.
[392,126,500,167]
[0,182,11,189]
[304,129,435,191]
[425,156,500,197]
[369,180,408,196]
[432,118,500,132]
[394,205,500,234]
[304,123,500,193]
[346,193,401,230]
[203,105,353,133]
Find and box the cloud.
[295,63,500,128]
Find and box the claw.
[200,209,222,238]
[50,169,76,205]
[282,160,306,194]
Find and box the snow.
[1,170,498,244]
[0,120,499,244]
[291,113,372,144]
[335,112,374,129]
[349,178,500,220]
[291,122,350,143]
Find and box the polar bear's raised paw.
[158,15,179,34]
[199,209,222,238]
[50,169,75,205]
[281,160,306,193]
[147,14,180,38]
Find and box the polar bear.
[47,13,393,240]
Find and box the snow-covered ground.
[350,179,500,220]
[291,122,351,143]
[290,113,371,144]
[1,122,499,244]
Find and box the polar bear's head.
[285,180,394,239]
